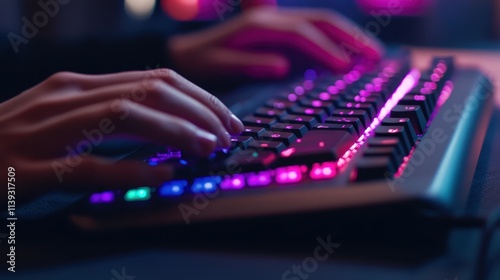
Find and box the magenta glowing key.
[275,166,303,184]
[318,92,331,100]
[220,174,245,190]
[89,191,115,204]
[310,162,337,180]
[247,171,273,187]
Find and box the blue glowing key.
[124,187,151,201]
[191,177,221,193]
[159,180,188,196]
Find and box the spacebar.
[276,130,357,166]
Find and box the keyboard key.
[299,99,336,115]
[260,131,297,145]
[264,99,297,110]
[241,126,266,138]
[249,140,287,153]
[282,114,318,129]
[289,107,328,122]
[230,135,254,149]
[356,157,396,181]
[398,95,432,119]
[338,102,376,119]
[332,109,371,128]
[374,125,413,155]
[367,137,405,158]
[307,91,343,105]
[243,116,277,129]
[325,117,364,136]
[390,105,428,134]
[276,130,357,166]
[226,149,277,172]
[271,123,309,138]
[363,147,403,169]
[254,107,288,120]
[313,123,357,136]
[381,118,418,145]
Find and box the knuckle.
[46,71,80,88]
[153,68,177,82]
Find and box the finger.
[202,48,290,79]
[28,100,218,157]
[36,80,233,148]
[282,9,385,60]
[49,70,244,135]
[227,17,352,71]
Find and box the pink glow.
[304,108,315,114]
[220,175,245,190]
[247,171,273,187]
[275,166,303,184]
[327,86,339,94]
[311,100,323,107]
[310,162,337,180]
[294,86,305,95]
[280,147,296,157]
[288,93,298,102]
[319,92,331,100]
[335,80,346,89]
[338,68,420,172]
[303,80,314,91]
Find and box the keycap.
[313,123,357,136]
[271,123,309,138]
[282,114,318,129]
[398,95,432,119]
[230,135,254,149]
[367,137,405,158]
[225,149,276,172]
[325,116,364,136]
[254,107,288,120]
[241,126,266,138]
[338,102,376,119]
[249,140,287,153]
[243,116,277,129]
[390,105,428,134]
[260,131,297,145]
[356,157,396,181]
[307,91,343,105]
[276,130,357,166]
[381,118,418,145]
[332,109,371,128]
[264,99,297,110]
[374,125,413,155]
[299,99,336,115]
[342,95,383,112]
[289,107,328,122]
[363,147,403,170]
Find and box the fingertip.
[195,129,218,156]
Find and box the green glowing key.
[124,187,151,201]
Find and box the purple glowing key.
[89,191,115,204]
[220,174,246,190]
[247,171,273,187]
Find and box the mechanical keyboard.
[69,50,494,231]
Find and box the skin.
[1,7,384,200]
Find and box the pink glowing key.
[220,175,245,190]
[275,166,303,184]
[310,162,337,180]
[327,86,339,94]
[311,100,322,107]
[319,92,331,100]
[247,171,273,187]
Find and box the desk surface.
[3,48,500,280]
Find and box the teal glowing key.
[124,187,151,201]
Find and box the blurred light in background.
[356,0,433,16]
[125,0,157,19]
[161,0,199,21]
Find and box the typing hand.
[0,70,244,198]
[169,7,384,80]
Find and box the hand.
[0,69,244,199]
[169,7,384,80]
